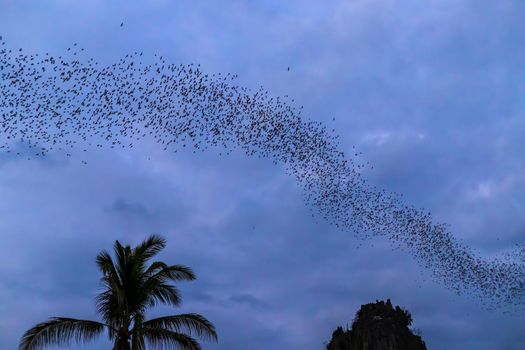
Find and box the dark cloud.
[228,294,271,310]
[0,141,67,168]
[111,198,152,219]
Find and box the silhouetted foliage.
[19,235,217,350]
[327,299,426,350]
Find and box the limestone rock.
[326,299,427,350]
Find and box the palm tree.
[19,234,217,350]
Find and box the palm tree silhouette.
[19,234,217,350]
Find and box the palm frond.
[143,280,182,307]
[143,314,217,342]
[96,249,128,326]
[145,261,169,276]
[142,328,201,350]
[133,235,166,263]
[114,240,131,282]
[19,317,106,350]
[95,285,128,328]
[96,250,120,282]
[145,263,196,282]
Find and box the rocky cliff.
[326,299,427,350]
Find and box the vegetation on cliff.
[326,299,427,350]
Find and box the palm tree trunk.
[113,336,131,350]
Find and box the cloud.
[228,294,271,310]
[361,129,426,147]
[0,141,67,168]
[111,198,152,219]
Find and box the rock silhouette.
[326,299,427,350]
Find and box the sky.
[1,0,525,349]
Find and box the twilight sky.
[1,1,525,349]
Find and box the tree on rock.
[326,299,426,350]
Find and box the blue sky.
[1,1,525,349]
